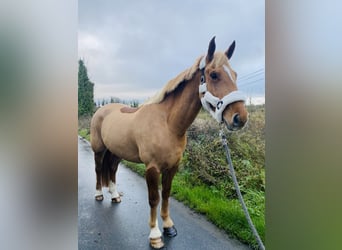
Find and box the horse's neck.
[162,71,202,136]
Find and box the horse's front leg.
[146,165,164,249]
[161,167,178,237]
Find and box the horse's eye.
[210,72,218,80]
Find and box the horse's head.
[199,37,248,131]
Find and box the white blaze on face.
[223,64,236,83]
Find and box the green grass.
[78,115,91,141]
[122,161,146,177]
[78,128,90,141]
[172,172,264,246]
[122,160,264,249]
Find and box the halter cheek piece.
[198,56,246,123]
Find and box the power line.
[237,69,265,105]
[238,69,264,80]
[238,71,264,82]
[238,77,265,87]
[238,68,264,80]
[236,67,265,89]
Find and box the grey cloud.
[79,0,264,101]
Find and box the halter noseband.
[198,56,246,123]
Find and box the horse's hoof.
[150,237,164,249]
[163,225,177,237]
[95,195,103,201]
[111,197,121,203]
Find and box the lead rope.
[219,126,265,250]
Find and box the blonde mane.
[143,52,231,105]
[144,56,204,105]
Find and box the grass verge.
[79,128,90,141]
[123,160,264,249]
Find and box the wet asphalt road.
[78,137,251,250]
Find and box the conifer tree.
[78,59,94,116]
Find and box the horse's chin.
[223,118,240,132]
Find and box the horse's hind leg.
[108,154,122,203]
[94,151,105,201]
[161,167,178,237]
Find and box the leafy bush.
[182,106,265,198]
[78,115,92,141]
[175,105,265,248]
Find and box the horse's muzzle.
[224,113,248,131]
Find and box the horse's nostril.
[233,114,240,127]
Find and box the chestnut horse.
[90,37,248,249]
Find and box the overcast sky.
[78,0,264,104]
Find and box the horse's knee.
[162,188,171,200]
[149,196,160,208]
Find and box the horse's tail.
[101,150,112,187]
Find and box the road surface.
[78,137,251,250]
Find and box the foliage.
[172,105,265,248]
[78,128,90,141]
[78,59,95,116]
[95,97,140,108]
[171,172,265,248]
[184,107,265,198]
[122,161,146,177]
[78,115,92,141]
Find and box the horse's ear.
[206,36,216,63]
[225,40,236,60]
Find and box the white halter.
[198,56,246,123]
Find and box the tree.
[110,96,121,103]
[130,99,139,107]
[78,59,94,116]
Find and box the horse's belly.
[104,134,142,162]
[112,144,142,163]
